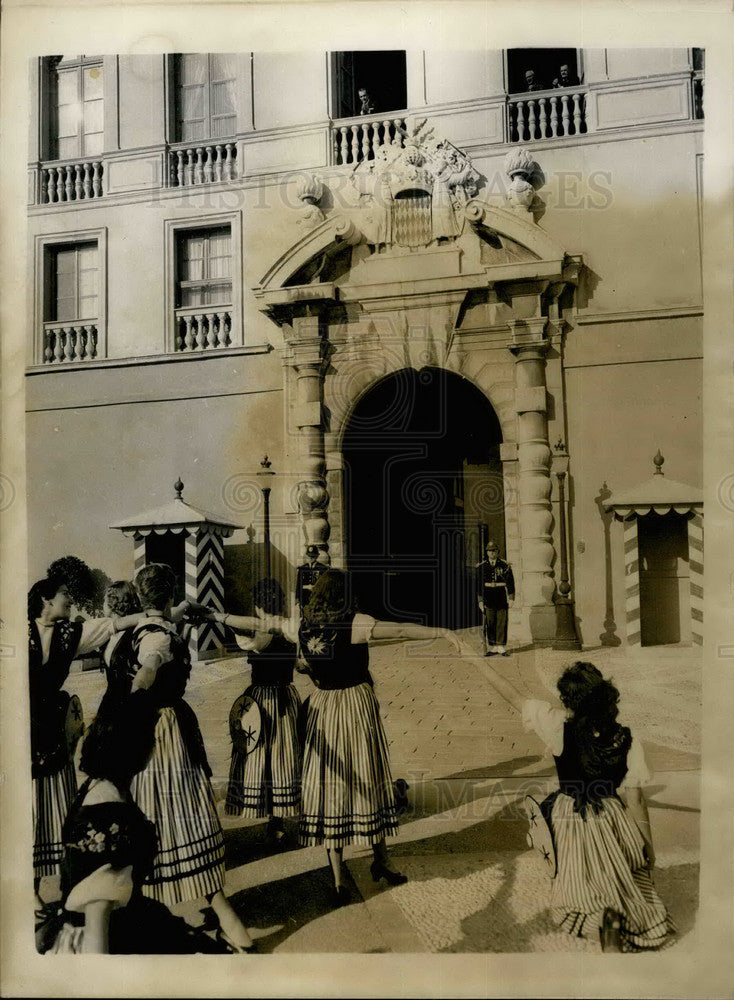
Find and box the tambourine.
[228,693,262,755]
[64,694,84,758]
[523,794,557,878]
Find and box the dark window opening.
[507,48,580,95]
[332,51,407,119]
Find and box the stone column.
[509,319,557,642]
[290,315,330,565]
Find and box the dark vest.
[298,618,372,690]
[28,619,83,778]
[100,619,210,776]
[248,633,296,687]
[553,720,632,816]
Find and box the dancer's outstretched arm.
[206,610,264,634]
[370,621,461,651]
[459,639,525,712]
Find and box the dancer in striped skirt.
[460,647,676,952]
[212,579,302,843]
[112,563,256,953]
[297,569,461,904]
[28,578,146,904]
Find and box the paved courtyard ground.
[60,633,701,955]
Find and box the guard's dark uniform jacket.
[476,558,515,609]
[295,560,327,609]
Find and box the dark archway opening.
[342,367,504,628]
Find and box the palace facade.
[26,48,704,652]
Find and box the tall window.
[49,55,104,160]
[176,227,232,307]
[332,51,407,119]
[174,54,238,142]
[46,242,99,321]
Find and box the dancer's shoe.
[370,860,408,886]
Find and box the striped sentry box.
[133,534,146,575]
[687,512,703,646]
[184,530,226,659]
[623,517,641,646]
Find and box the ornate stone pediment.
[349,119,481,250]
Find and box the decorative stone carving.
[355,119,481,249]
[293,174,325,229]
[289,315,331,564]
[504,148,537,213]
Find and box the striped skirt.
[226,683,302,818]
[129,707,225,906]
[33,761,77,878]
[550,792,676,951]
[299,683,399,848]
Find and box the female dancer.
[28,577,146,903]
[218,578,302,843]
[115,563,255,953]
[460,647,675,952]
[211,567,460,903]
[39,695,223,954]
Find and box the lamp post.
[257,456,276,579]
[551,446,580,649]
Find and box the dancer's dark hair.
[28,578,64,620]
[301,568,356,627]
[134,563,177,611]
[557,661,620,734]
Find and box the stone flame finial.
[504,148,537,214]
[653,450,665,475]
[174,477,184,498]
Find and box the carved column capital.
[507,318,549,356]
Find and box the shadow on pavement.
[223,819,303,870]
[227,866,360,953]
[439,755,546,781]
[394,798,530,858]
[398,764,553,826]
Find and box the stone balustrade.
[42,322,99,363]
[41,160,104,203]
[331,113,407,166]
[168,142,238,186]
[508,88,588,142]
[175,308,233,351]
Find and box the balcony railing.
[331,112,407,166]
[41,159,104,203]
[508,87,588,143]
[174,307,233,351]
[168,141,239,187]
[42,322,100,363]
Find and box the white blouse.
[521,698,651,789]
[34,618,116,664]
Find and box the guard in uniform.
[296,545,328,610]
[476,540,515,656]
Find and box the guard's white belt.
[484,582,506,587]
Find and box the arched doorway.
[342,367,504,628]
